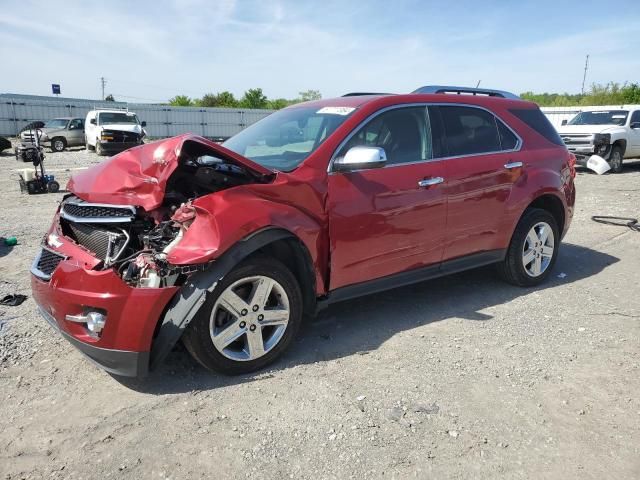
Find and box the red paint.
[35,93,575,364]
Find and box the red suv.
[31,86,575,377]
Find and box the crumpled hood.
[67,134,274,211]
[99,123,144,134]
[558,124,624,135]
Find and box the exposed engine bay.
[59,143,265,288]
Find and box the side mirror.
[68,125,76,130]
[90,118,96,125]
[333,146,387,172]
[141,121,147,127]
[561,119,568,126]
[630,121,640,129]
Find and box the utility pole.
[581,55,589,95]
[100,77,107,100]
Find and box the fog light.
[65,311,107,336]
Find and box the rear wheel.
[182,256,303,375]
[608,146,623,173]
[498,208,559,287]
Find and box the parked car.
[30,86,576,377]
[20,117,85,152]
[558,107,640,173]
[84,109,146,156]
[0,136,11,153]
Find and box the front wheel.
[182,256,303,375]
[608,146,623,173]
[51,137,66,152]
[497,208,559,287]
[95,140,104,156]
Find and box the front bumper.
[31,238,178,377]
[98,140,141,154]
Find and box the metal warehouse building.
[0,93,274,138]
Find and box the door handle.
[504,161,523,169]
[418,177,444,187]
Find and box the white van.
[85,109,146,155]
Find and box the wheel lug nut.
[252,305,259,312]
[241,309,248,316]
[258,314,264,321]
[239,321,246,328]
[249,324,257,331]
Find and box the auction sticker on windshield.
[316,107,355,115]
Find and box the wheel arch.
[526,193,566,235]
[612,138,626,155]
[148,227,317,371]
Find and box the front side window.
[630,110,640,124]
[568,110,629,126]
[44,118,69,129]
[224,106,354,172]
[69,119,84,129]
[98,112,140,125]
[336,106,431,165]
[438,106,501,156]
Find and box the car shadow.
[115,243,619,393]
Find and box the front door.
[327,106,447,290]
[629,110,640,156]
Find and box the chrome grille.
[60,197,135,223]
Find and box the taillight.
[568,153,576,178]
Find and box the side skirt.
[320,249,505,307]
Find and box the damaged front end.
[62,135,274,288]
[32,135,277,376]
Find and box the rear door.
[431,105,525,261]
[327,106,448,290]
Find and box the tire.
[608,146,623,173]
[46,181,60,193]
[51,137,66,152]
[95,140,104,156]
[497,208,560,287]
[182,256,303,375]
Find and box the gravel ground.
[0,142,639,479]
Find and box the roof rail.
[412,85,520,100]
[342,92,393,97]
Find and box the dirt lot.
[0,143,639,479]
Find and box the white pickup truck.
[85,109,147,156]
[557,106,640,173]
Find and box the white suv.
[85,109,146,156]
[557,106,640,173]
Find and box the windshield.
[568,110,628,126]
[223,106,356,171]
[98,112,140,125]
[44,119,69,129]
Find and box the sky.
[1,0,639,102]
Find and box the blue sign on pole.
[52,84,61,95]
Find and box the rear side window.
[438,106,501,156]
[497,120,518,150]
[509,108,564,146]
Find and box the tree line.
[520,82,640,107]
[167,89,322,109]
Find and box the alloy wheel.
[522,221,555,277]
[209,275,290,361]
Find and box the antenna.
[475,80,481,88]
[100,77,107,100]
[581,55,589,95]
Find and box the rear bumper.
[30,239,178,377]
